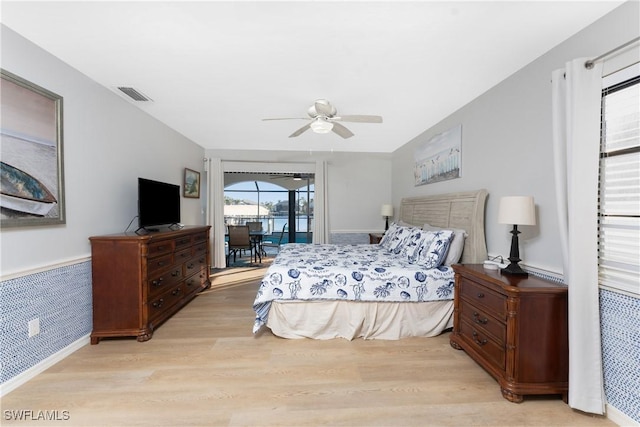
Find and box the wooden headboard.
[398,189,488,264]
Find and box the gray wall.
[1,26,207,277]
[391,1,639,275]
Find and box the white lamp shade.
[310,117,334,134]
[381,204,394,217]
[498,196,536,226]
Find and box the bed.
[253,189,488,340]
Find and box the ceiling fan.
[262,99,382,139]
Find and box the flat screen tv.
[138,177,180,230]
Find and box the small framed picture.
[183,168,200,199]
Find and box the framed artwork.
[414,124,462,186]
[183,168,200,198]
[1,69,65,227]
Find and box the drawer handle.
[171,270,180,277]
[187,263,194,269]
[152,298,164,308]
[186,279,195,287]
[152,277,164,287]
[473,312,488,325]
[157,246,165,251]
[157,261,167,267]
[472,331,487,346]
[476,292,485,298]
[172,288,181,296]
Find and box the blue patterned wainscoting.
[0,261,92,385]
[600,289,640,423]
[330,233,370,245]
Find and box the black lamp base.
[385,217,389,231]
[501,224,528,276]
[501,261,528,276]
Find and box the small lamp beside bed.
[498,196,536,276]
[381,204,394,231]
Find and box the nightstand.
[369,233,384,244]
[450,264,568,403]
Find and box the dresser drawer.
[193,242,207,256]
[175,248,193,263]
[193,232,208,244]
[148,267,183,296]
[460,300,505,344]
[185,255,207,276]
[148,240,174,257]
[459,277,506,319]
[174,235,193,250]
[184,274,206,296]
[148,284,184,320]
[147,253,174,274]
[460,319,505,371]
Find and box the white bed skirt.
[266,300,454,340]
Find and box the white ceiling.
[1,1,622,153]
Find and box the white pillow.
[422,223,468,265]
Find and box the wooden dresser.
[450,264,568,403]
[89,226,211,344]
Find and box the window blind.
[598,71,640,295]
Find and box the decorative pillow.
[416,230,454,268]
[379,222,401,249]
[422,224,468,265]
[387,225,418,254]
[401,228,431,263]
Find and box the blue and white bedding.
[252,242,456,333]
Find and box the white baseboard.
[607,403,639,427]
[0,334,90,397]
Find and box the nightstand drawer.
[460,318,505,371]
[459,277,506,319]
[460,301,505,344]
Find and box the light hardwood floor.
[2,279,615,427]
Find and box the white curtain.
[207,157,227,269]
[313,160,329,243]
[551,59,605,414]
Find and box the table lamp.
[498,196,536,276]
[381,204,393,231]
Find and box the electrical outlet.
[28,318,40,337]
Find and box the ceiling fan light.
[310,118,334,134]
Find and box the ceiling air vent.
[117,87,152,102]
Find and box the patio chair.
[246,221,263,232]
[262,223,287,256]
[227,225,254,265]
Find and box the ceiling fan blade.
[314,100,335,117]
[331,122,354,139]
[262,117,307,121]
[289,123,311,138]
[333,115,383,123]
